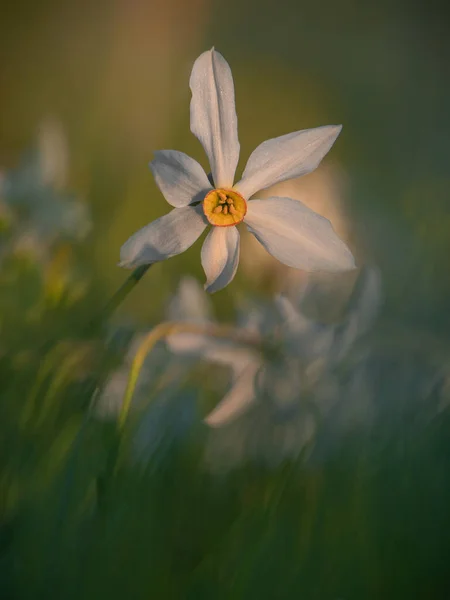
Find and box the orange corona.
[202,188,247,227]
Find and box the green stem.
[102,264,152,319]
[87,264,151,330]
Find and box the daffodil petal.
[204,360,260,428]
[274,295,313,335]
[330,266,382,362]
[207,346,259,371]
[201,226,240,293]
[119,205,207,268]
[189,49,240,188]
[168,336,248,367]
[234,125,342,199]
[168,276,213,322]
[244,197,355,272]
[150,150,212,208]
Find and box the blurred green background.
[1,1,450,598]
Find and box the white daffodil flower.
[167,268,381,428]
[214,267,381,425]
[1,121,91,245]
[165,276,262,425]
[120,49,355,293]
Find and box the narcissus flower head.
[120,49,355,292]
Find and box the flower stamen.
[203,188,247,227]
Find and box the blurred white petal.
[204,360,260,427]
[120,205,207,268]
[244,197,355,272]
[274,295,313,335]
[166,332,213,355]
[167,332,255,371]
[150,150,212,208]
[201,226,240,293]
[38,117,68,189]
[235,125,342,199]
[274,294,334,363]
[346,266,382,333]
[166,277,215,356]
[167,276,213,322]
[189,49,240,188]
[331,266,382,362]
[207,346,260,371]
[166,275,259,367]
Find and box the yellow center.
[202,188,247,227]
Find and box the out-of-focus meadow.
[1,1,450,598]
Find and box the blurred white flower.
[206,268,381,467]
[166,276,262,425]
[120,48,355,292]
[0,118,91,253]
[167,267,381,432]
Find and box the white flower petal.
[166,278,214,355]
[189,49,240,188]
[330,266,382,362]
[274,295,313,335]
[149,150,212,208]
[167,332,256,373]
[244,197,355,272]
[235,125,342,200]
[275,295,334,369]
[273,296,334,363]
[346,266,382,333]
[167,276,213,322]
[208,346,259,371]
[204,360,260,428]
[167,333,215,355]
[120,205,207,268]
[201,226,240,293]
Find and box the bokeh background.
[1,0,450,598]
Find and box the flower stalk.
[86,264,151,332]
[103,264,152,318]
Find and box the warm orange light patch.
[203,188,247,227]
